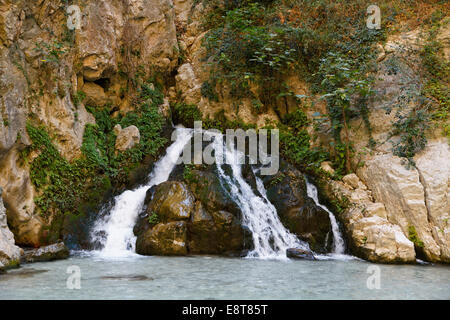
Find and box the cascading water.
[208,131,309,259]
[90,127,193,258]
[305,178,345,254]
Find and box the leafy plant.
[408,225,424,248]
[148,212,160,225]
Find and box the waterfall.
[305,178,345,254]
[208,132,309,259]
[90,127,193,258]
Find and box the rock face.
[322,174,416,263]
[357,139,449,263]
[262,161,332,253]
[0,187,21,269]
[312,26,450,264]
[20,242,69,263]
[114,124,140,151]
[0,0,179,247]
[135,175,252,256]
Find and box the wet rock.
[20,242,69,263]
[0,268,48,279]
[145,181,195,222]
[135,176,251,256]
[187,169,240,215]
[286,248,315,260]
[136,221,187,256]
[188,202,252,254]
[262,161,332,253]
[100,275,153,281]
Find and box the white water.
[90,128,341,260]
[90,127,193,258]
[208,132,309,259]
[305,178,345,254]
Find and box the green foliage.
[172,103,203,127]
[25,123,109,218]
[201,80,219,102]
[34,41,66,64]
[183,164,197,184]
[203,2,302,104]
[408,225,424,248]
[148,211,159,225]
[201,0,382,174]
[72,90,86,107]
[25,82,167,219]
[271,108,329,174]
[420,17,449,138]
[392,107,430,167]
[316,51,374,174]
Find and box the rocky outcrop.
[286,248,315,260]
[135,175,252,256]
[313,26,450,264]
[261,161,332,253]
[322,173,416,263]
[0,187,21,269]
[20,242,69,263]
[357,139,449,263]
[114,124,140,151]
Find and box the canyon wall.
[0,0,448,263]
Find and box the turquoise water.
[0,252,449,300]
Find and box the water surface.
[1,253,448,300]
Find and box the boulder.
[262,161,332,253]
[82,82,110,106]
[188,202,252,254]
[145,181,195,222]
[114,125,140,151]
[136,221,187,256]
[20,242,69,263]
[134,177,252,256]
[286,248,315,260]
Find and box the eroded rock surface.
[0,187,21,268]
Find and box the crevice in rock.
[92,78,111,91]
[415,165,443,261]
[415,166,432,226]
